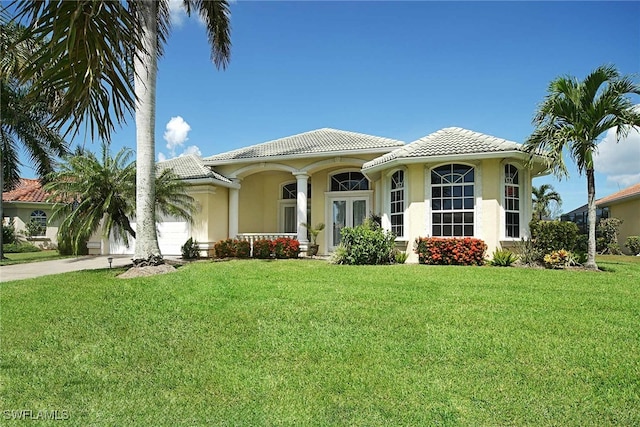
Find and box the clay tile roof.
[597,183,640,206]
[204,128,405,163]
[2,178,52,203]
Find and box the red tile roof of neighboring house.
[597,183,640,206]
[2,178,52,203]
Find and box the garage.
[108,218,191,256]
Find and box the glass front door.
[331,197,368,248]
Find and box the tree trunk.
[585,168,598,269]
[1,150,4,260]
[133,0,162,263]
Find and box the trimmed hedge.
[213,239,251,258]
[273,237,300,259]
[415,237,487,266]
[529,220,579,253]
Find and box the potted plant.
[301,222,325,257]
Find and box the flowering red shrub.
[235,240,251,258]
[253,239,274,259]
[414,237,487,266]
[273,237,300,259]
[213,239,251,258]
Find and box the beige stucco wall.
[3,203,60,249]
[189,184,230,248]
[609,198,640,254]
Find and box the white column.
[295,173,310,246]
[228,179,240,238]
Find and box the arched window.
[280,182,311,233]
[390,170,405,237]
[431,164,474,237]
[29,210,47,236]
[504,164,520,238]
[330,172,368,191]
[282,182,311,199]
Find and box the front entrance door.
[330,196,369,248]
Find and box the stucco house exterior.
[105,127,549,261]
[2,178,60,249]
[597,183,640,254]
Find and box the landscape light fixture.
[107,257,113,268]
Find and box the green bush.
[181,237,200,260]
[489,249,519,267]
[56,231,89,256]
[332,219,396,265]
[25,219,46,237]
[515,238,544,265]
[2,220,17,244]
[529,220,580,253]
[2,243,42,253]
[253,239,273,259]
[597,217,623,255]
[235,240,251,258]
[625,236,640,255]
[213,239,251,258]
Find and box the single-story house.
[597,183,640,254]
[2,178,59,249]
[103,127,549,261]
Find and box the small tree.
[597,217,623,254]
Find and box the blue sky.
[21,1,640,212]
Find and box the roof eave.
[182,176,240,189]
[597,192,640,207]
[203,146,402,166]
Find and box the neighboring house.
[106,127,549,261]
[561,203,610,235]
[2,178,59,249]
[596,183,640,254]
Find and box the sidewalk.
[0,255,134,282]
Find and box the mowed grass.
[0,250,69,266]
[1,258,639,426]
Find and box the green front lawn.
[0,250,69,266]
[1,259,639,425]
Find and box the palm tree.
[131,0,230,264]
[532,184,562,220]
[45,144,197,255]
[12,1,232,265]
[524,65,640,269]
[0,19,68,259]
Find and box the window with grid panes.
[504,164,520,238]
[431,164,474,237]
[390,170,404,236]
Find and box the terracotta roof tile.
[597,183,640,206]
[2,178,51,203]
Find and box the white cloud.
[594,127,640,187]
[168,0,187,27]
[180,145,202,157]
[163,116,192,157]
[158,152,167,162]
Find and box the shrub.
[333,219,396,265]
[394,250,409,264]
[273,237,300,259]
[235,240,251,258]
[489,249,519,267]
[253,239,273,259]
[56,230,89,256]
[214,239,236,258]
[3,242,42,253]
[2,220,17,244]
[414,237,487,266]
[543,249,579,269]
[515,238,544,265]
[181,237,200,260]
[25,218,46,237]
[529,220,580,253]
[597,217,623,254]
[625,236,640,255]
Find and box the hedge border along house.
[100,127,549,262]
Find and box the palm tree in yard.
[524,65,640,269]
[532,184,562,220]
[45,144,197,255]
[13,1,232,265]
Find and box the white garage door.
[109,218,190,256]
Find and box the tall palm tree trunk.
[133,0,161,263]
[585,168,598,269]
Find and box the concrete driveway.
[0,255,134,282]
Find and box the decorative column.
[294,173,310,247]
[228,179,240,238]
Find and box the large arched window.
[431,164,474,237]
[330,172,368,191]
[390,170,405,237]
[504,164,520,238]
[280,182,311,233]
